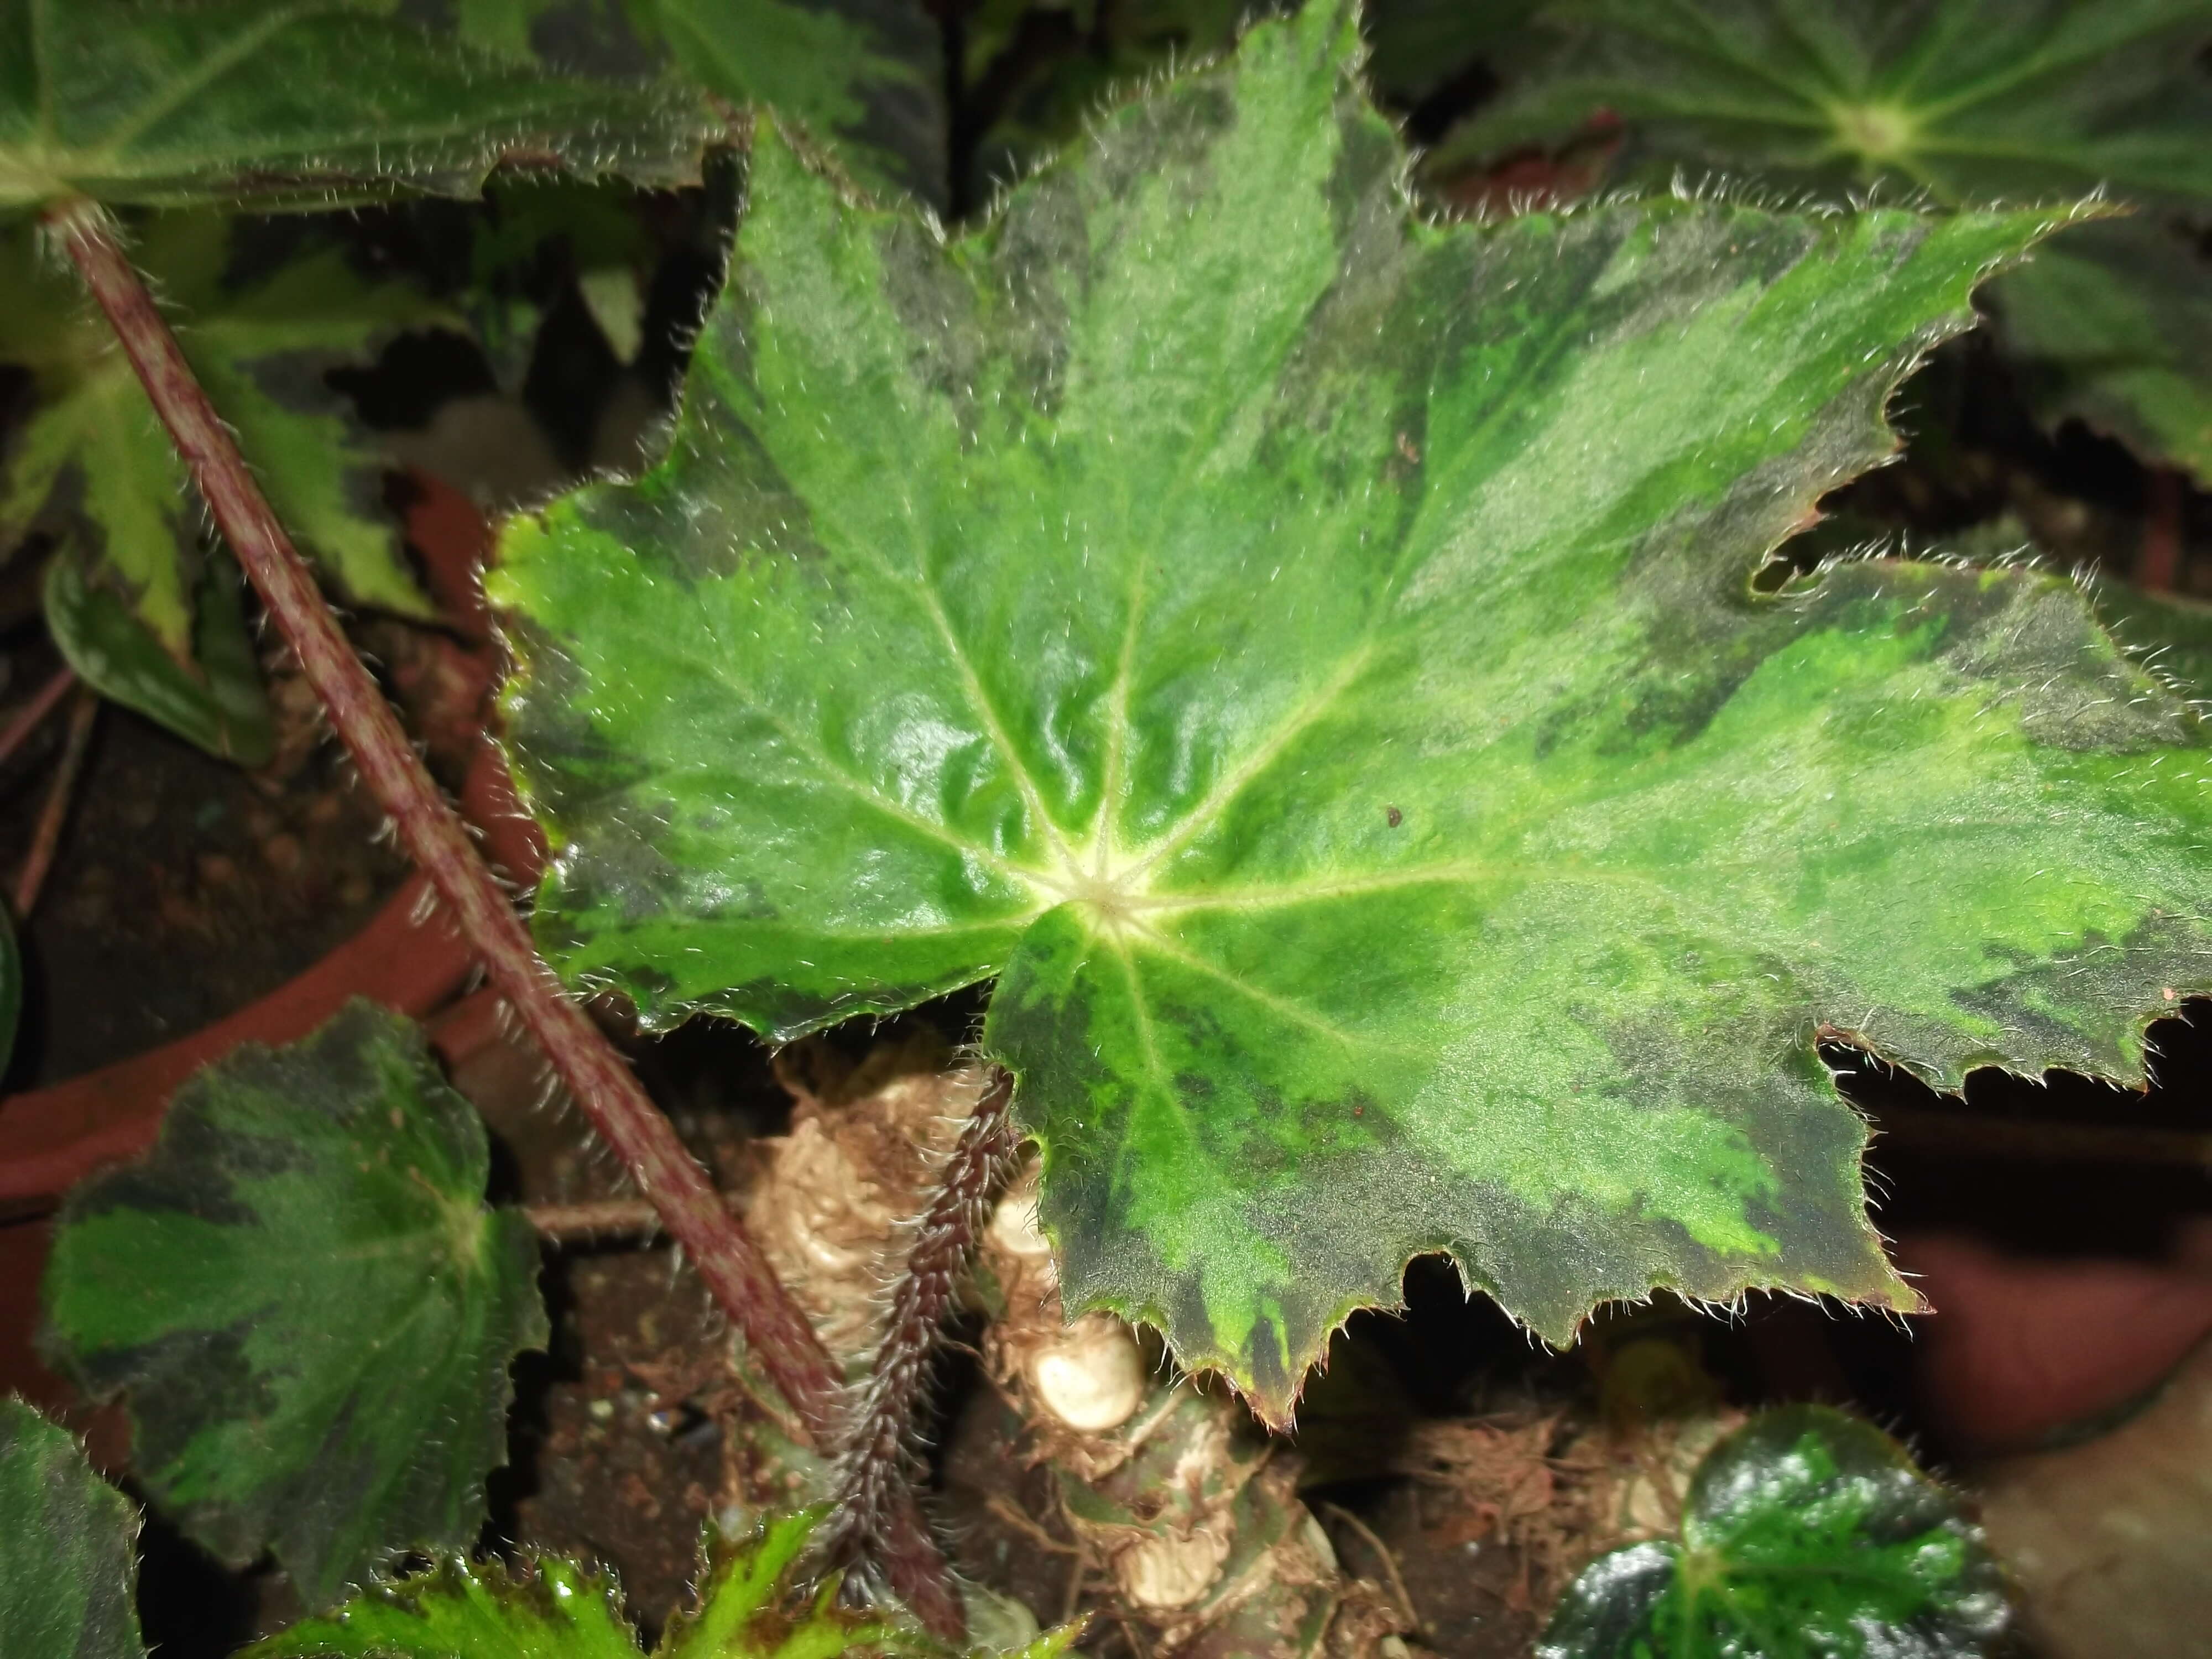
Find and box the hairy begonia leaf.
[43,540,274,765]
[493,2,2211,1418]
[450,0,946,207]
[0,1400,144,1659]
[248,1507,1075,1659]
[1992,214,2212,478]
[1540,1406,2008,1658]
[0,0,712,216]
[40,1001,547,1608]
[0,213,440,744]
[1428,0,2212,478]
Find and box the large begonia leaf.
[248,1507,1074,1659]
[0,0,713,217]
[0,213,442,748]
[450,0,946,207]
[492,1,2212,1420]
[40,1001,548,1608]
[1428,0,2212,478]
[1540,1406,2007,1658]
[0,1399,144,1659]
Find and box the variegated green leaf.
[492,2,2208,1420]
[40,1001,548,1609]
[0,0,713,216]
[450,0,946,207]
[0,1399,144,1659]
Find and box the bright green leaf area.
[0,1399,145,1659]
[40,1001,549,1609]
[0,213,442,748]
[494,1,2212,1418]
[0,0,713,215]
[1539,1406,2008,1658]
[249,1507,1076,1659]
[450,0,946,206]
[1432,0,2212,478]
[1994,214,2212,478]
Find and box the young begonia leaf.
[1991,213,2212,478]
[492,1,2211,1420]
[449,0,946,207]
[40,1000,548,1609]
[1,213,442,743]
[1539,1406,2008,1658]
[0,0,714,217]
[247,1507,1077,1659]
[1428,0,2212,478]
[0,1399,145,1659]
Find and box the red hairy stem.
[13,686,98,916]
[49,199,961,1635]
[827,1068,1021,1578]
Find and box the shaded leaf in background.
[247,1506,1076,1658]
[449,0,947,208]
[43,540,274,765]
[0,0,714,216]
[1992,213,2212,479]
[40,1000,548,1609]
[0,1398,144,1659]
[492,4,2211,1418]
[0,214,444,749]
[1360,0,1541,112]
[1538,1405,2008,1658]
[1430,0,2212,478]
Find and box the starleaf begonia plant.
[491,0,2212,1419]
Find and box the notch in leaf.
[492,0,2210,1421]
[40,1000,548,1608]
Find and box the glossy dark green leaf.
[1,213,444,679]
[1429,0,2212,478]
[0,0,714,216]
[493,2,2210,1421]
[1539,1405,2008,1658]
[450,0,946,207]
[40,1001,548,1608]
[43,540,274,766]
[247,1507,1076,1658]
[0,1399,144,1659]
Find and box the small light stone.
[1114,1524,1232,1609]
[1028,1313,1146,1433]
